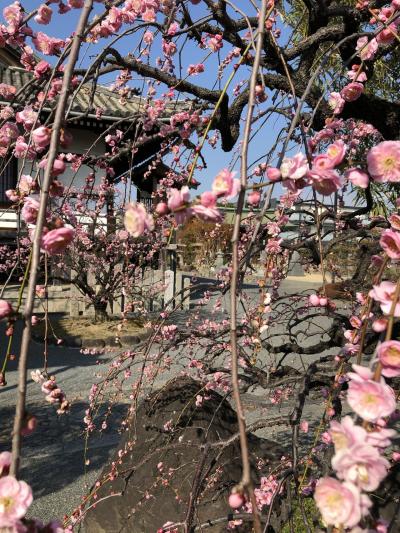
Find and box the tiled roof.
[0,65,189,122]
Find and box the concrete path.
[0,274,329,524]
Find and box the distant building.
[0,45,188,242]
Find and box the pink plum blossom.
[369,281,400,316]
[32,126,51,150]
[124,203,154,238]
[365,426,397,448]
[0,300,13,320]
[367,141,400,183]
[41,227,75,255]
[347,364,396,422]
[21,198,40,225]
[32,32,65,56]
[0,84,16,100]
[356,37,378,61]
[15,106,38,130]
[308,169,343,196]
[376,24,398,45]
[332,443,390,491]
[208,34,223,52]
[212,169,239,198]
[3,2,23,34]
[38,157,66,177]
[280,153,308,181]
[5,190,18,202]
[200,191,217,208]
[389,214,400,231]
[34,4,53,24]
[329,416,367,453]
[347,66,367,83]
[341,82,364,102]
[328,92,345,115]
[265,238,282,254]
[143,31,154,44]
[312,155,335,171]
[168,186,190,213]
[380,229,400,260]
[314,477,370,529]
[191,204,222,223]
[14,137,36,160]
[326,140,346,166]
[377,340,400,377]
[346,168,369,189]
[34,60,51,79]
[0,475,33,529]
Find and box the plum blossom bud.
[266,167,281,181]
[0,451,11,476]
[155,202,169,216]
[0,300,13,320]
[21,415,37,436]
[5,190,18,202]
[247,190,261,206]
[309,294,320,306]
[372,318,388,332]
[228,491,245,509]
[255,84,267,102]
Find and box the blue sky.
[25,1,298,197]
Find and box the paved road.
[0,275,328,524]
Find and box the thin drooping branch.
[10,0,94,478]
[229,2,269,532]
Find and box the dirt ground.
[34,316,145,341]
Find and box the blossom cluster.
[327,1,400,114]
[262,139,400,200]
[124,168,240,236]
[31,369,70,414]
[313,214,400,530]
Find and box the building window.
[0,157,17,204]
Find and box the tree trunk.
[93,302,108,323]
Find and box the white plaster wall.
[17,127,107,191]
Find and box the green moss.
[281,497,321,533]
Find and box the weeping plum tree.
[1,0,400,532]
